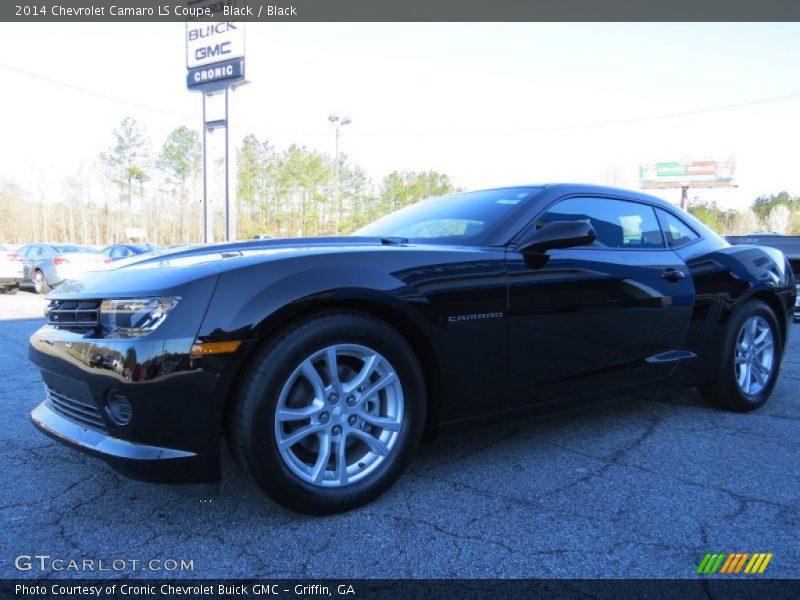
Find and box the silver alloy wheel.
[34,271,43,294]
[274,343,404,488]
[734,315,775,396]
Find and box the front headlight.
[99,297,180,338]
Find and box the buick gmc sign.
[186,21,245,69]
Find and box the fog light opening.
[105,391,132,426]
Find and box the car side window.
[28,245,42,258]
[537,197,664,249]
[657,209,700,248]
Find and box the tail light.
[53,257,70,266]
[104,258,113,264]
[6,252,22,262]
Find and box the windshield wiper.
[380,237,409,246]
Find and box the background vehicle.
[17,243,107,294]
[100,243,159,262]
[28,185,795,514]
[727,234,800,320]
[0,243,23,294]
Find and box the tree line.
[2,116,799,245]
[688,191,800,236]
[0,117,456,246]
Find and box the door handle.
[661,268,686,282]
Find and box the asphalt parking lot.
[0,290,798,579]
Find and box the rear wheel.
[699,300,782,412]
[33,270,50,295]
[228,311,426,514]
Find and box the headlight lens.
[99,297,180,338]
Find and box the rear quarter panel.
[674,241,795,384]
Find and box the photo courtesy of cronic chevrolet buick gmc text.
[28,184,795,514]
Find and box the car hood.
[47,237,456,299]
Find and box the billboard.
[639,158,735,185]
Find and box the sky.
[1,22,800,210]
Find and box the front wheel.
[699,300,782,412]
[228,311,426,514]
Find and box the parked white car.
[0,244,24,294]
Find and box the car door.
[505,195,695,407]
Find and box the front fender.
[192,259,439,438]
[197,262,422,343]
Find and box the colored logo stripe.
[720,553,748,573]
[697,553,725,574]
[698,553,773,574]
[745,553,773,574]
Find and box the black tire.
[3,285,19,295]
[698,300,782,412]
[33,270,51,295]
[227,311,426,515]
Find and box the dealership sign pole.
[185,14,246,243]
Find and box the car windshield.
[55,245,96,253]
[354,187,542,244]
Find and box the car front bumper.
[30,402,218,493]
[28,324,236,492]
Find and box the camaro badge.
[447,312,504,323]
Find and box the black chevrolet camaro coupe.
[29,184,795,514]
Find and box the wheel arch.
[220,294,443,442]
[746,289,788,347]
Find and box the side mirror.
[516,220,597,254]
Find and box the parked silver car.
[0,243,24,294]
[17,243,107,294]
[99,243,159,261]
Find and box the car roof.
[468,183,679,211]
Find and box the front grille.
[46,299,101,332]
[44,384,107,432]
